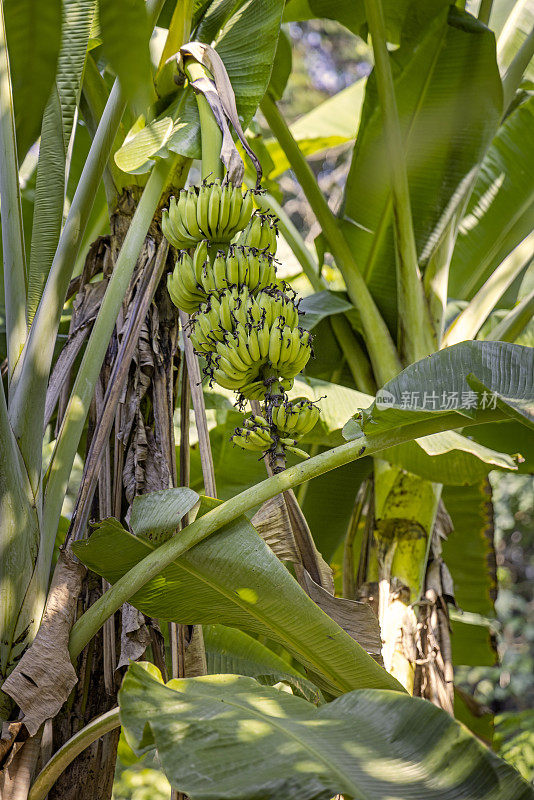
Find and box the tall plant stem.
[364,0,436,364]
[254,191,375,393]
[28,708,120,800]
[185,60,224,181]
[502,25,534,110]
[67,408,503,660]
[43,155,188,553]
[0,0,27,385]
[330,315,376,396]
[478,0,493,25]
[261,93,401,386]
[9,0,166,489]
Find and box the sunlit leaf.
[342,6,502,329]
[3,0,62,159]
[74,509,401,694]
[119,663,533,800]
[449,95,534,300]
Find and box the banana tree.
[255,0,534,706]
[0,0,532,799]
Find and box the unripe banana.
[238,212,278,255]
[219,183,233,230]
[185,190,202,239]
[197,184,211,236]
[207,181,221,237]
[165,181,318,440]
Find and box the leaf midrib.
[120,527,364,694]
[159,685,362,800]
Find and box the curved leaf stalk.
[80,53,128,207]
[9,78,127,490]
[254,191,376,394]
[260,93,402,386]
[67,407,503,662]
[28,708,120,800]
[363,0,436,364]
[0,0,27,384]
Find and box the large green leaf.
[115,0,284,171]
[342,6,502,329]
[73,509,401,694]
[98,0,153,108]
[343,341,534,440]
[203,624,321,702]
[450,617,497,667]
[265,79,365,178]
[119,664,533,800]
[449,95,534,300]
[469,419,534,473]
[298,292,353,330]
[27,0,96,322]
[380,430,516,485]
[3,0,62,159]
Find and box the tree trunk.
[360,460,443,694]
[48,189,178,798]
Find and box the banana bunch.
[167,244,279,316]
[167,249,205,313]
[237,211,278,255]
[264,322,312,379]
[230,416,276,452]
[271,397,320,437]
[199,315,311,392]
[230,411,315,458]
[162,180,253,248]
[161,177,321,463]
[201,246,278,295]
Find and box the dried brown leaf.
[117,604,152,669]
[2,551,85,736]
[300,569,383,660]
[252,495,299,561]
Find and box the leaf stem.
[330,315,376,396]
[68,408,504,660]
[478,0,493,25]
[443,250,533,346]
[502,24,534,110]
[185,60,224,181]
[0,0,27,384]
[485,287,534,342]
[28,708,120,800]
[363,0,436,364]
[260,93,401,386]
